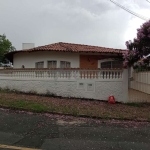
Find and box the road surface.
[0,108,150,150]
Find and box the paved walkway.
[128,88,150,102]
[0,109,150,150]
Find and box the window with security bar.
[101,61,122,69]
[47,61,57,68]
[60,61,71,68]
[35,61,44,68]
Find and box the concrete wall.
[0,69,128,102]
[13,51,80,68]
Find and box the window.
[101,61,111,68]
[101,61,122,69]
[35,61,44,68]
[60,61,71,68]
[112,61,123,68]
[47,61,57,68]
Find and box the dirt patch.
[0,91,150,122]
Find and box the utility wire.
[109,0,149,21]
[146,0,150,3]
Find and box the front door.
[80,55,98,69]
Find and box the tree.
[123,20,150,68]
[0,34,15,63]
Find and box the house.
[1,42,129,103]
[5,42,126,69]
[2,42,149,102]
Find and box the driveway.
[129,88,150,102]
[0,108,150,150]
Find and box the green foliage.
[0,34,15,62]
[1,99,49,113]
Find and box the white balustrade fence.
[0,68,128,102]
[0,69,123,80]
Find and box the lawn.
[0,89,150,122]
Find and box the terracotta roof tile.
[20,42,126,54]
[5,42,127,62]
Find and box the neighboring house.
[5,42,126,69]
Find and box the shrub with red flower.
[123,20,150,68]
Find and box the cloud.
[0,0,149,50]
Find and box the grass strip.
[0,89,150,122]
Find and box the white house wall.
[13,51,80,68]
[13,51,120,68]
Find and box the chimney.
[22,43,35,50]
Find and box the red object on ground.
[108,95,116,104]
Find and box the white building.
[6,42,125,69]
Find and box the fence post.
[122,68,129,102]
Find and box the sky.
[0,0,150,50]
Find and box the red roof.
[21,42,126,53]
[5,42,127,62]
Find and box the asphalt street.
[0,108,150,150]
